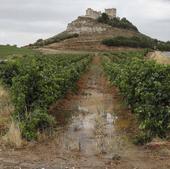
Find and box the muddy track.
[0,55,170,169]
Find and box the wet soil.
[0,56,170,169]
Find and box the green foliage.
[97,13,110,23]
[0,60,19,86]
[0,45,38,59]
[157,41,170,51]
[32,32,79,47]
[19,108,55,140]
[102,36,155,49]
[102,35,170,51]
[97,13,138,32]
[133,132,152,145]
[103,51,170,141]
[0,53,91,140]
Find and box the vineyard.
[0,53,91,140]
[102,51,170,143]
[0,50,170,168]
[0,51,170,143]
[1,1,170,167]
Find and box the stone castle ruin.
[85,8,117,19]
[67,8,117,34]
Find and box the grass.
[156,55,170,65]
[0,45,38,59]
[0,83,22,147]
[3,120,22,148]
[0,84,13,138]
[0,84,13,116]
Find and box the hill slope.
[30,16,145,51]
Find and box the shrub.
[19,108,55,140]
[102,36,155,49]
[102,35,170,51]
[97,13,138,32]
[0,61,19,86]
[157,41,170,51]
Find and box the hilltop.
[47,17,142,51]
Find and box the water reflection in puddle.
[56,105,125,157]
[54,76,133,159]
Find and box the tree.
[97,13,110,23]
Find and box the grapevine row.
[102,51,170,143]
[0,53,92,140]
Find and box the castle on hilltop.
[85,8,117,19]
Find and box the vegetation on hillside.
[157,41,170,51]
[30,32,79,47]
[98,13,170,51]
[0,53,91,140]
[102,51,170,143]
[102,36,170,51]
[102,36,154,48]
[97,13,138,32]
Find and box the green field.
[0,45,38,59]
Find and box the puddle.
[53,63,134,158]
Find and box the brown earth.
[38,46,143,55]
[46,32,141,52]
[0,55,170,169]
[35,16,142,52]
[147,51,170,64]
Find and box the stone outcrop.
[67,16,112,34]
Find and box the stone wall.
[85,8,101,19]
[85,8,116,19]
[105,8,116,18]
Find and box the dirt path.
[147,51,170,64]
[0,55,170,169]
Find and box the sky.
[0,0,170,46]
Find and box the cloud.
[0,0,170,46]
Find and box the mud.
[0,56,170,169]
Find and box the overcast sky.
[0,0,170,46]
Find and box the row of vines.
[102,51,170,143]
[0,53,91,140]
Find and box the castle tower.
[105,8,117,18]
[85,8,101,19]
